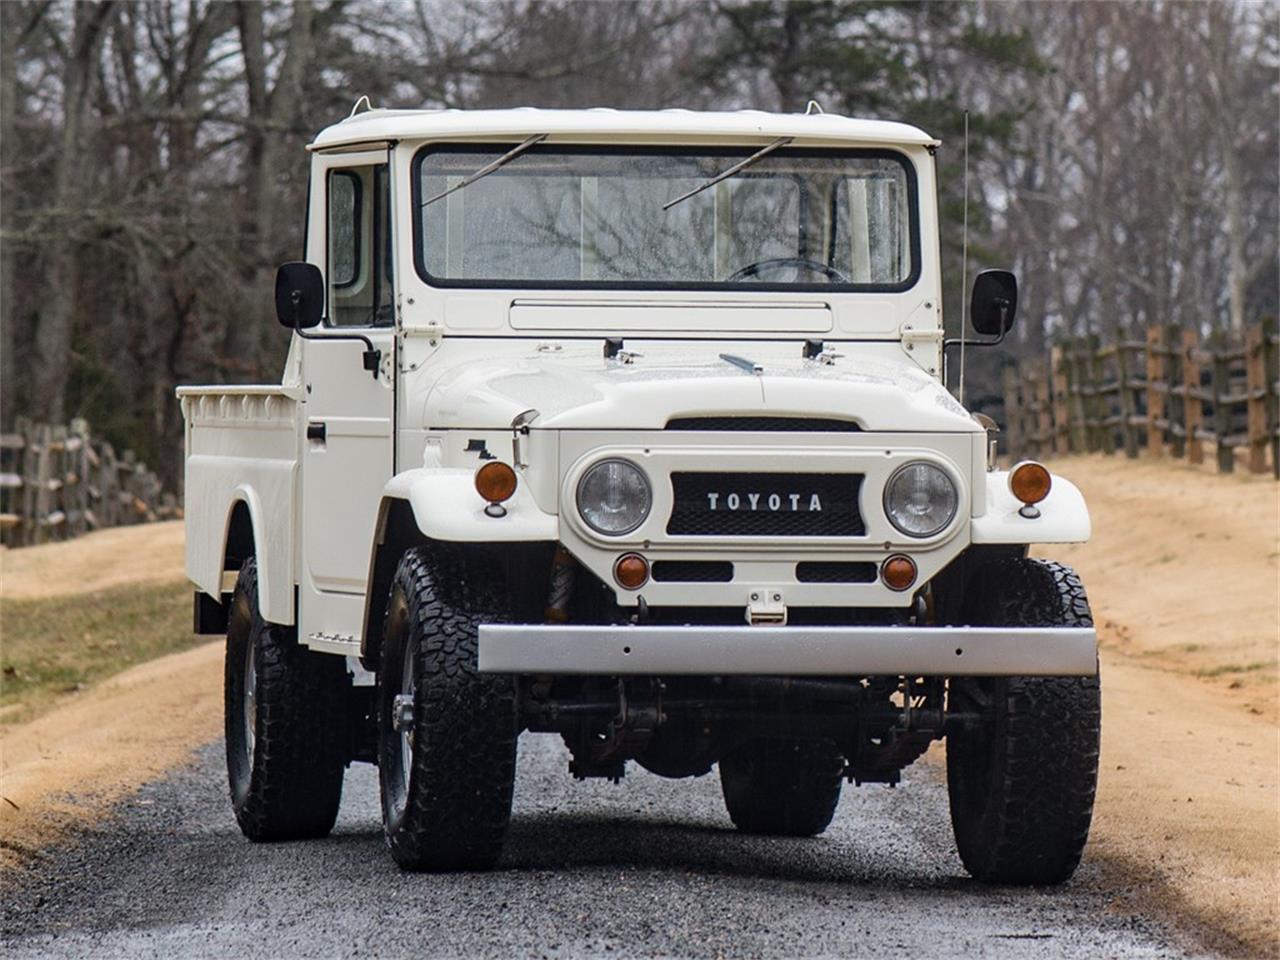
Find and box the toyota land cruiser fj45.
[180,107,1099,883]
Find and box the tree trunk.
[0,1,20,427]
[31,1,117,423]
[228,0,314,380]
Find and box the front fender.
[970,471,1090,544]
[381,467,558,542]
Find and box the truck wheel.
[225,557,348,841]
[719,739,844,836]
[946,558,1100,885]
[377,547,517,872]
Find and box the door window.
[327,165,393,326]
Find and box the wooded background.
[2,1,1276,491]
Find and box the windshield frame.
[409,142,922,294]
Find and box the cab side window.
[327,165,393,327]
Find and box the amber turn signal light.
[475,461,518,503]
[881,554,917,592]
[1009,460,1052,505]
[613,553,649,590]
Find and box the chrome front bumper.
[477,624,1098,677]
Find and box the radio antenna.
[958,109,970,406]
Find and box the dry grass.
[1,580,199,725]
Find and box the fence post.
[1211,339,1234,473]
[1066,340,1088,452]
[1087,336,1112,454]
[1245,324,1269,474]
[1049,346,1070,455]
[17,417,36,544]
[1183,329,1204,465]
[1034,357,1053,459]
[1002,366,1022,460]
[1166,325,1186,458]
[1145,324,1166,457]
[0,426,25,545]
[1117,338,1141,458]
[1266,319,1280,479]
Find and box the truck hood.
[418,341,978,433]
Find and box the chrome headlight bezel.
[882,460,959,538]
[575,458,653,536]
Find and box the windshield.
[413,145,918,291]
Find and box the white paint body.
[178,108,1090,659]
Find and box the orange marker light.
[614,553,650,590]
[475,461,518,503]
[881,554,917,592]
[1009,460,1052,505]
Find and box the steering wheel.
[728,257,851,284]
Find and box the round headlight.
[576,459,652,536]
[883,461,958,538]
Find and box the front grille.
[651,561,734,582]
[667,472,865,537]
[796,561,878,583]
[666,416,861,432]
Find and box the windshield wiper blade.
[719,353,764,375]
[662,137,794,211]
[421,133,548,207]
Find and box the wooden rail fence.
[0,417,179,547]
[992,321,1280,476]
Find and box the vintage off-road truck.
[181,107,1100,882]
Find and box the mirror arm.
[942,327,1007,355]
[943,299,1011,356]
[291,292,382,380]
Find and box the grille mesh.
[651,561,735,583]
[796,561,878,583]
[667,472,865,537]
[666,416,861,432]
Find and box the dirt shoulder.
[0,641,222,871]
[1,520,185,600]
[1037,454,1279,956]
[1,522,217,870]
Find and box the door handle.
[306,422,326,442]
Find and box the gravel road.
[3,735,1194,959]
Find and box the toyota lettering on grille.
[668,472,866,537]
[706,492,824,512]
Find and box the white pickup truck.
[180,107,1099,881]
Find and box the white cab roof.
[309,107,938,151]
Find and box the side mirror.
[970,269,1018,337]
[274,261,324,330]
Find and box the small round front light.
[881,554,918,591]
[475,461,517,503]
[883,461,958,538]
[576,459,652,536]
[614,553,650,589]
[1009,460,1052,505]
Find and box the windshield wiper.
[662,137,794,211]
[421,133,548,207]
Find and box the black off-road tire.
[225,558,349,841]
[719,739,844,837]
[378,547,517,872]
[946,558,1100,885]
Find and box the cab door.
[298,150,397,649]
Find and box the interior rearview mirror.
[274,261,324,330]
[970,269,1018,337]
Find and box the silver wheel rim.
[400,639,415,785]
[395,638,416,818]
[242,638,257,770]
